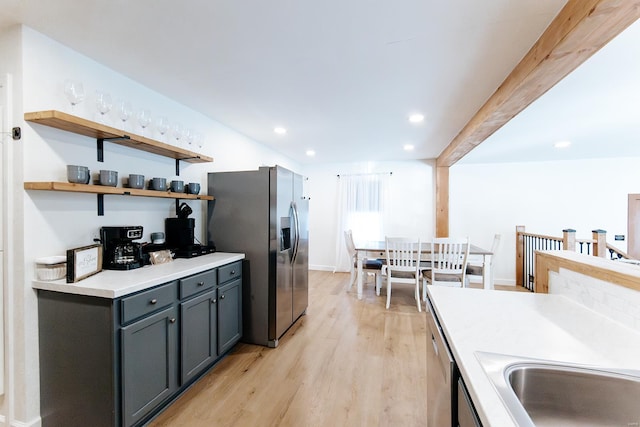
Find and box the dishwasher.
[426,294,456,427]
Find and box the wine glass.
[156,116,169,141]
[185,128,194,148]
[138,109,151,136]
[172,122,184,146]
[194,132,204,149]
[117,100,132,130]
[64,80,85,113]
[95,91,113,124]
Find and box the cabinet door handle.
[150,298,158,305]
[220,294,225,300]
[230,270,236,275]
[169,318,176,323]
[197,281,205,286]
[211,298,217,304]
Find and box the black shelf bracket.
[175,156,201,176]
[97,135,131,162]
[97,194,104,216]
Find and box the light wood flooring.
[149,271,526,427]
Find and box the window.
[335,173,389,272]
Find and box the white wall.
[4,25,301,427]
[0,24,24,427]
[450,157,640,285]
[305,159,434,271]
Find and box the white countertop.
[33,252,245,298]
[426,286,640,427]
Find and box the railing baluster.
[520,232,567,292]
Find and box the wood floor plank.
[150,271,430,427]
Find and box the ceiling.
[3,0,633,165]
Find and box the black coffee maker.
[166,203,215,258]
[100,226,144,270]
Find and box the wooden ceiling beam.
[436,0,640,167]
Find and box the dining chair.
[383,237,422,312]
[423,237,470,297]
[344,230,383,294]
[466,234,501,284]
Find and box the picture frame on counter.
[66,243,103,283]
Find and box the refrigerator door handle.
[291,201,300,263]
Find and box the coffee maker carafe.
[100,226,144,270]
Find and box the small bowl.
[35,256,67,281]
[128,174,145,189]
[186,182,200,195]
[150,232,165,244]
[99,170,118,187]
[149,177,167,191]
[170,180,184,193]
[67,165,90,184]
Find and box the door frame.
[0,72,15,402]
[628,194,640,259]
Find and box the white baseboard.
[0,416,42,427]
[494,278,516,286]
[467,277,516,286]
[309,264,335,272]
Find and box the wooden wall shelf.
[24,182,214,200]
[25,182,213,216]
[24,110,213,164]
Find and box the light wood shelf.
[24,110,213,163]
[24,182,214,201]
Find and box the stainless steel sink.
[475,351,640,427]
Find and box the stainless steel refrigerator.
[207,166,308,347]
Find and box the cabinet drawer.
[180,269,217,299]
[121,281,178,324]
[218,261,242,284]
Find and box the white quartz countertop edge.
[426,285,640,427]
[32,252,245,298]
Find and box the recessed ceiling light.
[554,140,571,149]
[408,113,424,124]
[403,144,415,151]
[306,150,316,157]
[274,126,287,135]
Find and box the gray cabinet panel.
[38,291,118,427]
[218,261,241,284]
[181,289,217,384]
[218,277,242,354]
[121,281,177,324]
[179,269,216,299]
[121,305,178,427]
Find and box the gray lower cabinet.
[122,305,179,427]
[218,277,242,354]
[38,291,119,427]
[181,289,217,384]
[38,261,242,427]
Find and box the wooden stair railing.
[516,226,627,292]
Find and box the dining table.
[354,240,494,300]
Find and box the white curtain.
[334,173,389,272]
